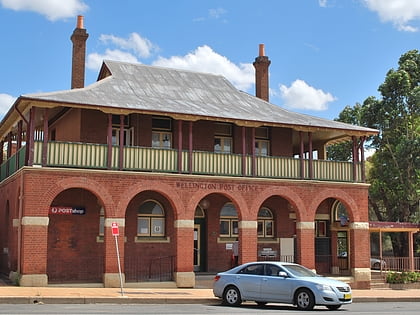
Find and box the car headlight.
[316,284,333,291]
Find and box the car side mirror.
[278,271,288,278]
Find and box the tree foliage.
[365,50,420,225]
[326,104,363,161]
[329,50,420,255]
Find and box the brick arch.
[116,179,184,220]
[185,190,249,220]
[249,186,306,221]
[43,177,115,217]
[308,188,359,222]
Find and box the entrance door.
[194,224,200,271]
[337,231,349,271]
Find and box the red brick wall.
[271,127,293,157]
[21,224,48,274]
[123,190,176,281]
[192,120,214,151]
[0,175,21,273]
[47,188,103,282]
[80,109,107,144]
[0,167,371,283]
[296,228,316,270]
[50,108,81,142]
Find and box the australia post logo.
[49,206,86,215]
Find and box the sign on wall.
[49,207,86,215]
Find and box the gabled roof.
[5,60,378,139]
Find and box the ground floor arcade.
[0,167,372,288]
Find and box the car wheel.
[373,262,380,269]
[295,288,315,311]
[326,305,341,310]
[222,286,242,306]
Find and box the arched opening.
[257,196,296,263]
[124,191,175,282]
[315,198,351,275]
[47,188,104,283]
[196,193,239,273]
[194,204,206,272]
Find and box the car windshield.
[283,264,317,277]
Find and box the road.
[0,302,420,314]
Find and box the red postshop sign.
[111,222,119,236]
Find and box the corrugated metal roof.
[23,60,377,134]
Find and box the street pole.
[114,234,124,296]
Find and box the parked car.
[370,258,386,270]
[213,261,352,311]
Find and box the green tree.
[326,101,370,161]
[331,50,420,256]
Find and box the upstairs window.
[214,123,232,153]
[255,127,270,156]
[112,128,134,146]
[152,117,172,148]
[112,115,133,146]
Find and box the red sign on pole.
[111,222,119,236]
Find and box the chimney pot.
[259,44,265,56]
[77,15,84,29]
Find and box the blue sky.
[0,0,419,121]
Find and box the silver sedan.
[213,261,352,311]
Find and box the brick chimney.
[253,44,271,102]
[70,15,89,89]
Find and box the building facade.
[0,17,377,288]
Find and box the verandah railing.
[0,146,26,182]
[1,141,362,182]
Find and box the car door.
[235,263,264,300]
[260,264,294,303]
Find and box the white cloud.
[209,8,227,19]
[362,0,420,32]
[194,7,227,22]
[99,33,158,59]
[319,0,328,7]
[0,93,16,118]
[86,33,159,71]
[152,45,254,91]
[86,49,140,71]
[279,79,336,111]
[0,0,88,21]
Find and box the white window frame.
[255,139,270,156]
[257,207,274,238]
[214,136,232,153]
[112,127,134,146]
[137,200,165,237]
[152,131,172,148]
[219,203,238,237]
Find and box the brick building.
[0,17,377,288]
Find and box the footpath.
[1,277,420,304]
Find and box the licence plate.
[344,293,352,300]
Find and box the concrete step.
[370,271,389,288]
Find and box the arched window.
[257,207,274,238]
[137,200,165,237]
[332,200,349,226]
[195,206,205,218]
[219,203,238,237]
